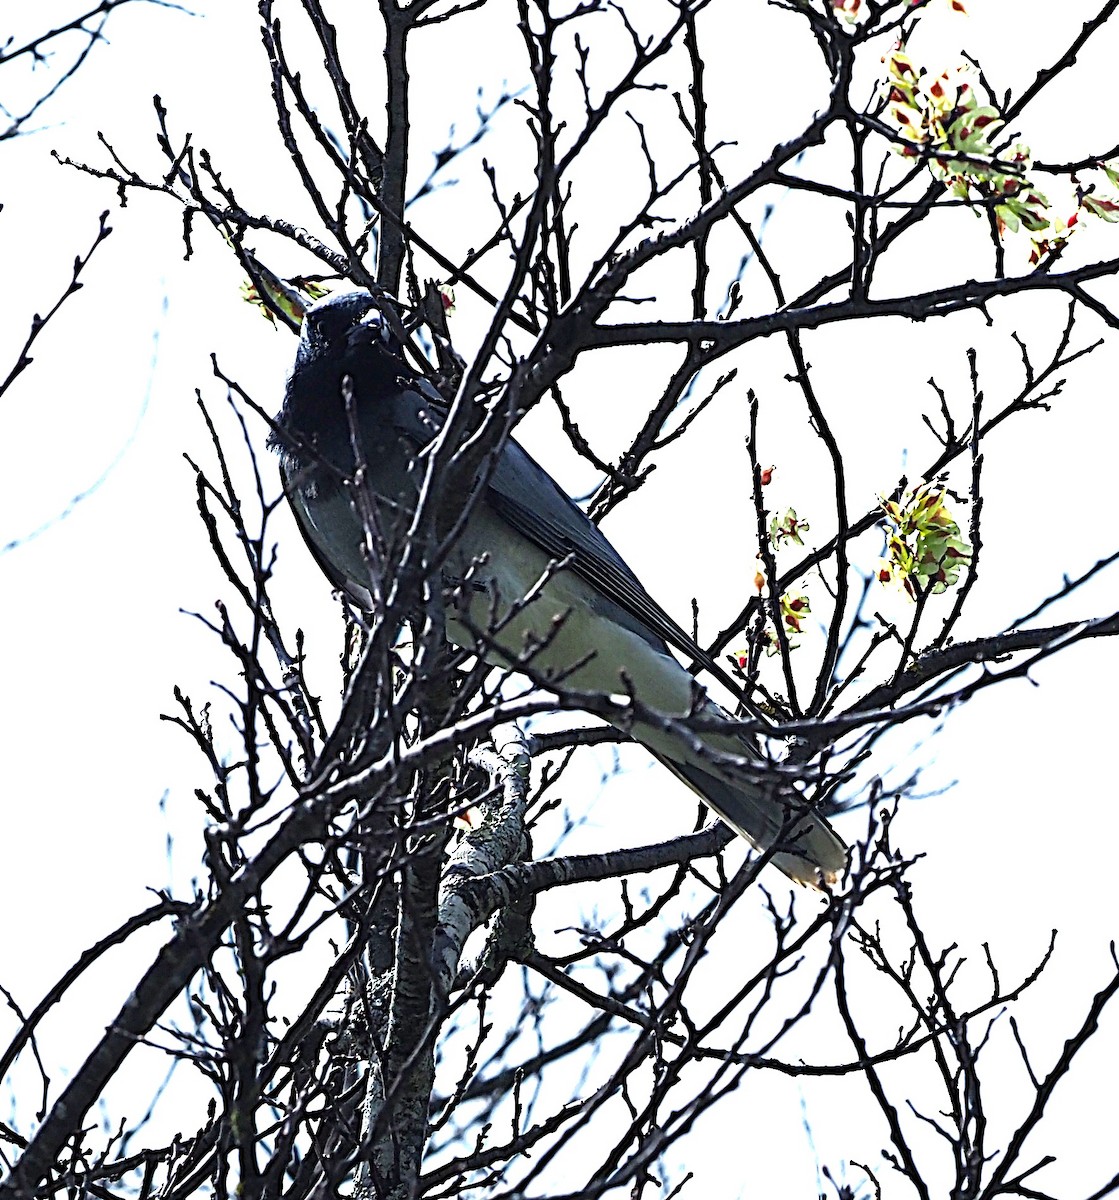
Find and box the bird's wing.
[486,439,742,693]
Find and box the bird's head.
[273,287,436,464]
[295,289,405,368]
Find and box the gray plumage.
[271,290,846,886]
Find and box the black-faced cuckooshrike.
[270,290,846,886]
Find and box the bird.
[270,289,846,886]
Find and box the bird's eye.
[308,313,347,348]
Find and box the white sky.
[1,1,1118,1196]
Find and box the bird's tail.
[635,701,847,888]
